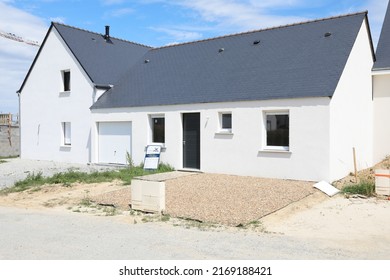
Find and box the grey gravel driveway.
[0,158,116,189]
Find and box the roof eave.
[364,12,377,63]
[52,22,96,85]
[17,23,54,94]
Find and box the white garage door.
[98,122,132,164]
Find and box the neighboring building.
[0,114,19,157]
[17,9,390,182]
[372,2,390,165]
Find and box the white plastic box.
[131,179,165,213]
[375,169,390,196]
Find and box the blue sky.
[0,0,388,114]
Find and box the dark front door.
[183,113,200,169]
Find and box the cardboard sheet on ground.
[313,181,340,197]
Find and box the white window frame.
[62,122,71,146]
[263,111,289,152]
[218,112,232,133]
[149,114,165,145]
[61,69,71,93]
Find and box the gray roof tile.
[92,12,368,109]
[53,23,151,85]
[373,2,390,70]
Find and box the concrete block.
[131,179,165,213]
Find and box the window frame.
[218,112,232,133]
[263,111,289,152]
[61,70,71,92]
[62,122,71,146]
[150,114,165,144]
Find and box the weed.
[0,163,174,194]
[103,206,117,216]
[161,214,170,222]
[79,198,92,207]
[342,180,375,197]
[126,151,134,169]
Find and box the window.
[151,116,165,143]
[62,122,71,146]
[219,112,232,132]
[62,70,71,92]
[265,112,289,150]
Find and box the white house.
[17,8,390,182]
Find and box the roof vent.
[144,59,150,63]
[104,25,110,40]
[253,40,261,45]
[218,48,224,53]
[324,32,332,38]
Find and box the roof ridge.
[152,11,368,50]
[52,22,152,49]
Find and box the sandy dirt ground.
[260,192,390,258]
[0,181,126,210]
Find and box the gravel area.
[0,158,117,189]
[92,187,131,209]
[92,172,317,226]
[165,173,316,226]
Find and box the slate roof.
[53,23,151,85]
[91,12,370,109]
[18,23,151,92]
[373,1,390,70]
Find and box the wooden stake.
[353,147,358,183]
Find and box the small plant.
[102,206,117,216]
[79,190,92,207]
[342,180,375,197]
[161,214,171,222]
[79,197,92,207]
[126,151,134,169]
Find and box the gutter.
[94,84,113,89]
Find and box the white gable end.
[20,27,94,163]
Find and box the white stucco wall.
[20,28,94,163]
[329,20,374,181]
[92,97,331,181]
[373,73,390,162]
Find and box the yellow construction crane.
[0,29,40,47]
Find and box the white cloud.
[101,0,126,6]
[50,16,66,24]
[0,2,47,114]
[163,0,306,30]
[104,7,134,18]
[151,27,203,42]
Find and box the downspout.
[16,90,21,158]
